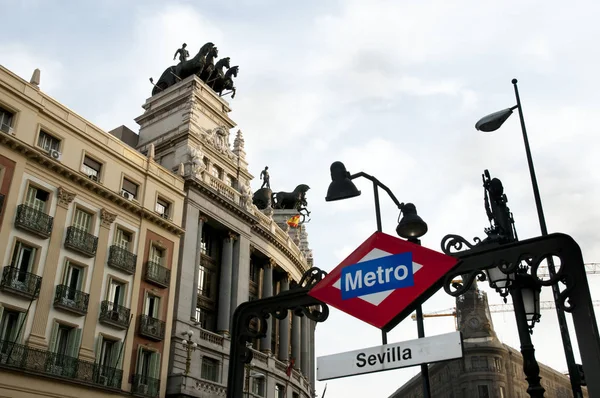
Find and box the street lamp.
[181,330,198,375]
[518,273,542,331]
[326,161,431,398]
[476,78,583,397]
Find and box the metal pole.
[373,182,388,345]
[510,284,545,398]
[512,78,583,397]
[409,237,431,398]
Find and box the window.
[155,197,171,219]
[194,307,214,329]
[249,260,259,283]
[37,131,61,152]
[292,393,299,398]
[72,208,93,232]
[121,178,138,200]
[24,185,49,212]
[201,356,219,382]
[114,228,132,250]
[48,322,81,358]
[81,155,102,182]
[477,385,490,398]
[211,165,221,179]
[0,106,13,132]
[95,335,122,376]
[494,357,502,371]
[200,226,218,258]
[198,265,214,298]
[252,377,265,397]
[136,348,161,381]
[149,245,164,265]
[144,294,160,318]
[225,174,235,187]
[11,241,36,278]
[63,261,84,295]
[275,384,285,398]
[107,278,125,306]
[0,308,25,352]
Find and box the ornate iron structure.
[99,300,130,329]
[131,374,160,398]
[54,284,89,315]
[107,245,137,274]
[0,266,42,299]
[138,314,166,341]
[144,261,171,288]
[15,204,53,238]
[0,340,123,390]
[226,267,329,398]
[64,226,98,257]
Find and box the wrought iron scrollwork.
[441,234,480,255]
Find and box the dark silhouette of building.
[388,282,588,398]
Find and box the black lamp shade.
[475,108,514,132]
[486,266,515,298]
[519,273,542,330]
[325,161,361,202]
[396,203,428,239]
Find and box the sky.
[3,0,600,396]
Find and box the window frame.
[114,226,134,251]
[0,105,15,130]
[200,356,220,383]
[0,304,26,347]
[62,259,87,293]
[72,205,95,233]
[10,238,40,275]
[81,153,103,182]
[105,275,128,306]
[143,291,161,319]
[155,196,171,219]
[121,175,140,200]
[36,129,62,153]
[23,182,51,213]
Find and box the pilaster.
[260,258,275,353]
[278,274,291,362]
[230,234,250,318]
[28,187,76,349]
[79,208,116,361]
[217,232,237,335]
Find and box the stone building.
[118,73,316,397]
[0,66,185,397]
[388,282,588,398]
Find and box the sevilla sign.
[309,232,458,331]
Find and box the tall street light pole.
[325,161,431,398]
[476,79,583,397]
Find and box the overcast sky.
[3,1,600,396]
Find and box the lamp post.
[476,79,583,397]
[181,330,198,376]
[325,161,431,398]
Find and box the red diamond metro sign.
[309,232,458,331]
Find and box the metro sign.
[309,232,458,331]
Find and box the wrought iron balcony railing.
[144,261,170,288]
[131,374,160,397]
[0,340,122,390]
[15,204,53,238]
[107,245,137,274]
[64,226,98,257]
[99,300,130,329]
[138,315,165,341]
[0,266,41,299]
[54,284,89,315]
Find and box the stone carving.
[210,127,229,153]
[57,187,76,208]
[239,181,253,210]
[252,188,272,210]
[187,146,205,177]
[100,209,117,228]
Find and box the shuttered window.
[137,348,161,379]
[37,131,60,152]
[114,228,132,250]
[144,294,160,318]
[48,321,82,358]
[121,178,138,198]
[82,155,102,181]
[24,186,49,212]
[11,241,35,276]
[0,306,26,351]
[73,208,92,232]
[95,335,123,372]
[149,245,163,265]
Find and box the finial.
[148,144,155,160]
[30,68,41,88]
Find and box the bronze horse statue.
[272,184,310,210]
[199,46,219,82]
[214,66,238,98]
[207,57,230,87]
[151,42,215,95]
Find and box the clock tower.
[455,280,499,341]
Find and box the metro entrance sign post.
[309,232,458,331]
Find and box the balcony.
[144,261,170,288]
[107,245,137,274]
[132,374,160,398]
[54,284,89,315]
[99,301,130,329]
[0,266,42,299]
[14,204,53,238]
[0,340,122,390]
[64,227,98,257]
[138,315,165,341]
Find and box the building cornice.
[0,133,185,236]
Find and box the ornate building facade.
[128,73,316,397]
[388,282,588,398]
[0,65,185,397]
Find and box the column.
[260,258,274,353]
[217,232,236,335]
[28,187,76,349]
[230,235,250,318]
[79,209,116,361]
[278,274,290,362]
[300,315,309,376]
[190,214,207,321]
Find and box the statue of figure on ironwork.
[173,43,189,63]
[260,166,270,189]
[482,169,516,243]
[272,184,310,211]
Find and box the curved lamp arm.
[350,171,405,210]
